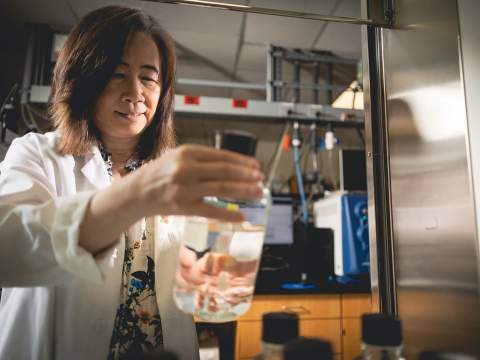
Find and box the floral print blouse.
[99,146,163,359]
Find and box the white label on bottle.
[228,231,264,261]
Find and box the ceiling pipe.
[144,0,389,26]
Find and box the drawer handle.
[281,305,311,314]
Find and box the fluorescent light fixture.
[332,81,364,110]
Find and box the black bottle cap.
[419,351,479,360]
[362,313,402,347]
[283,337,333,360]
[262,312,299,344]
[215,130,257,156]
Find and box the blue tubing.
[293,146,308,223]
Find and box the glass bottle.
[253,312,299,360]
[173,130,271,322]
[359,313,404,360]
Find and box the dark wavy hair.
[51,5,176,159]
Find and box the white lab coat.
[0,131,199,360]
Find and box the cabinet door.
[240,294,341,321]
[300,319,342,355]
[236,321,262,359]
[342,317,362,360]
[342,294,372,318]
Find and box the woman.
[0,6,263,360]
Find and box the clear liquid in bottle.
[173,190,270,322]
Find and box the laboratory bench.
[234,291,372,360]
[196,280,372,360]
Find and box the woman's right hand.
[128,144,264,222]
[80,144,263,254]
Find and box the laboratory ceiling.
[0,0,362,99]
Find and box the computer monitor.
[264,196,294,245]
[340,149,367,191]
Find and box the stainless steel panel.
[361,23,381,313]
[381,0,480,356]
[362,24,397,314]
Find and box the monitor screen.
[264,196,294,245]
[341,149,367,191]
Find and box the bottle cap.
[283,337,333,360]
[215,130,257,156]
[262,312,299,344]
[362,313,402,347]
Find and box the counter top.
[254,272,370,295]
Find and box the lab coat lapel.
[61,147,125,358]
[80,147,111,190]
[153,216,199,360]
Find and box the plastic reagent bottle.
[360,313,404,360]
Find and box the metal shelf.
[174,95,364,128]
[27,86,364,128]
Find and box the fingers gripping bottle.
[173,131,271,322]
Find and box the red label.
[184,95,200,105]
[232,98,248,108]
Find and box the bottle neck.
[362,343,404,360]
[261,341,284,360]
